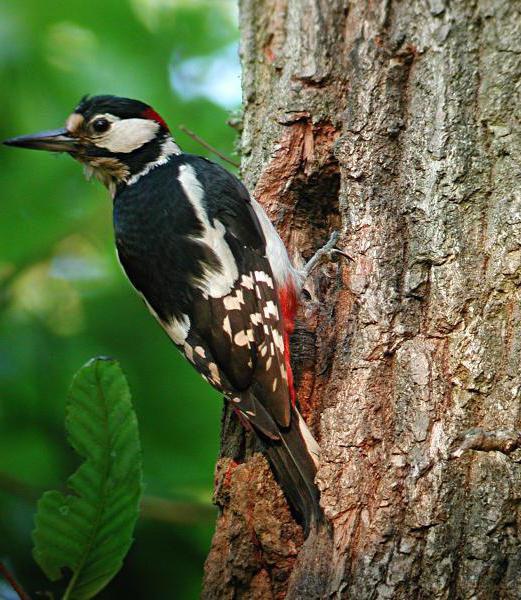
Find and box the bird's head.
[4,95,179,194]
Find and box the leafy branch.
[32,358,143,599]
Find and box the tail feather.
[259,406,323,534]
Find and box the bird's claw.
[302,230,353,279]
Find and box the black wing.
[181,156,292,432]
[114,154,292,434]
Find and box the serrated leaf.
[32,358,143,600]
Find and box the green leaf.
[32,358,143,599]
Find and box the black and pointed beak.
[3,128,78,153]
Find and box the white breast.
[250,197,300,289]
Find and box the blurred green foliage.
[0,1,240,597]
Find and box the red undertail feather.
[278,280,298,406]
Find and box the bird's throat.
[82,157,130,197]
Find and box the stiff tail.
[260,406,323,534]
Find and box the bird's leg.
[301,230,353,280]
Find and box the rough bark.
[203,1,521,598]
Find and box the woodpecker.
[4,95,335,532]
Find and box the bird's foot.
[301,231,353,280]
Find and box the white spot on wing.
[251,312,262,326]
[208,362,221,384]
[254,270,274,288]
[241,274,254,289]
[184,343,194,363]
[223,315,232,338]
[234,331,249,347]
[194,346,206,358]
[263,300,279,319]
[271,329,285,352]
[178,164,239,297]
[223,289,244,310]
[165,314,190,344]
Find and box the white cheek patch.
[96,118,160,153]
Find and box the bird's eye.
[92,118,110,133]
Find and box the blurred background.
[0,0,240,597]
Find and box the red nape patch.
[142,107,169,131]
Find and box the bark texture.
[203,1,521,598]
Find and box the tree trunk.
[203,0,521,598]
